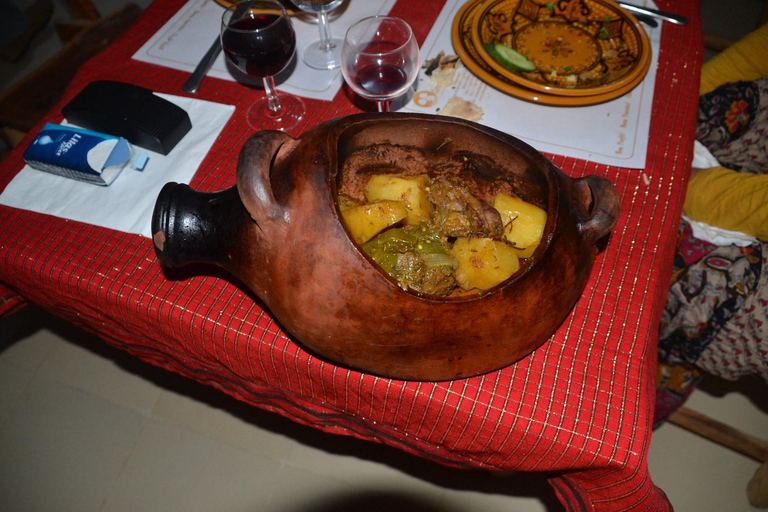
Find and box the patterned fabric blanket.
[655,78,768,424]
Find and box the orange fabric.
[684,166,768,241]
[700,23,768,94]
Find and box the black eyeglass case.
[62,81,192,155]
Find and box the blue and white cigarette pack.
[23,123,142,186]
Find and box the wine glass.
[292,0,344,70]
[341,16,420,112]
[221,0,305,131]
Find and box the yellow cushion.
[683,167,768,241]
[700,24,768,95]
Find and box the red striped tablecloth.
[0,0,703,509]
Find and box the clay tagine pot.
[152,113,620,381]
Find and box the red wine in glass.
[341,16,420,112]
[221,0,305,131]
[355,64,409,97]
[221,14,295,78]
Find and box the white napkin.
[403,0,662,169]
[132,0,397,102]
[692,139,721,169]
[0,94,235,238]
[684,215,758,247]
[684,141,758,247]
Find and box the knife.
[632,12,658,28]
[183,38,222,94]
[617,2,689,25]
[183,0,257,94]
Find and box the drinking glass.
[341,16,420,112]
[292,0,344,70]
[221,0,305,131]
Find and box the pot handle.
[574,175,621,246]
[236,130,295,222]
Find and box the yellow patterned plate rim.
[451,0,646,106]
[470,0,651,97]
[214,0,300,15]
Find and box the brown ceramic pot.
[152,113,619,381]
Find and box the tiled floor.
[1,305,568,512]
[2,304,768,512]
[2,0,768,511]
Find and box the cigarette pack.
[23,124,140,186]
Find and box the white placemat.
[0,95,235,238]
[402,0,662,169]
[132,0,397,101]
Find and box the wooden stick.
[703,33,736,52]
[762,0,768,26]
[667,406,768,463]
[748,461,768,508]
[65,0,100,21]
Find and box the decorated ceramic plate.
[451,0,646,106]
[213,0,303,16]
[470,0,651,97]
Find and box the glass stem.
[262,75,282,114]
[317,12,334,51]
[378,101,390,113]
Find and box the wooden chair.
[0,0,142,156]
[667,407,768,507]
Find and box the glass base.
[302,37,343,70]
[246,92,306,132]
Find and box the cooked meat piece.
[413,266,456,296]
[394,251,424,285]
[394,251,456,296]
[426,177,503,239]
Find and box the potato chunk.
[493,193,547,258]
[337,193,362,212]
[451,237,520,291]
[341,201,408,244]
[364,174,434,226]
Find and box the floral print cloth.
[696,78,768,174]
[655,78,768,425]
